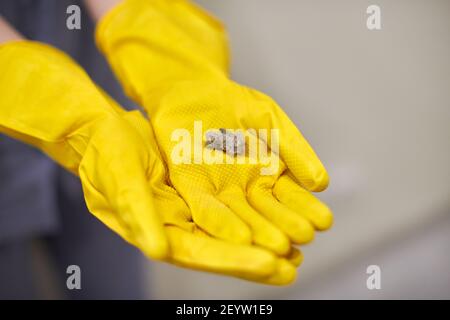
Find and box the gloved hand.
[0,40,169,259]
[120,110,302,285]
[96,0,333,255]
[0,40,299,284]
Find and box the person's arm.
[84,0,122,21]
[0,16,23,43]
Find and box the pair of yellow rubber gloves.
[0,0,332,285]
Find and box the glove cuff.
[96,0,231,109]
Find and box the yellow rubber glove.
[96,0,333,254]
[0,40,168,259]
[0,40,299,284]
[120,110,302,285]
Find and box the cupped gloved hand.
[142,80,333,255]
[119,110,302,285]
[0,40,169,259]
[0,40,300,284]
[96,0,333,255]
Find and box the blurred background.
[1,0,449,299]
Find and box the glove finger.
[168,225,297,285]
[114,169,169,261]
[274,106,329,192]
[79,121,169,260]
[189,193,252,245]
[248,188,315,244]
[237,249,301,285]
[244,88,329,192]
[286,247,303,267]
[219,193,290,255]
[254,259,297,285]
[233,257,297,285]
[165,226,276,278]
[80,175,137,246]
[274,174,333,231]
